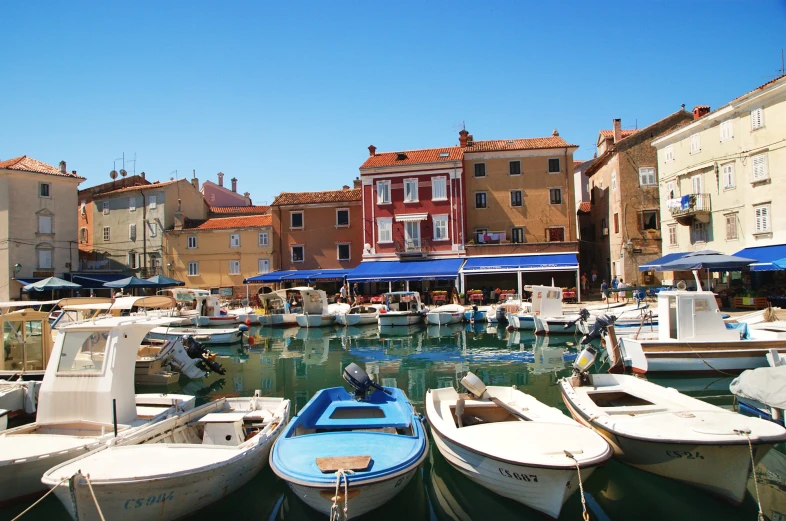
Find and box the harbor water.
[3,322,784,521]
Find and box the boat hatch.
[449,400,528,427]
[586,391,654,408]
[330,406,385,419]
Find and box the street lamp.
[13,263,21,274]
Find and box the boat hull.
[378,313,423,326]
[148,329,242,345]
[336,313,378,326]
[508,314,535,330]
[258,313,298,327]
[295,314,336,328]
[463,310,487,322]
[426,312,463,325]
[429,425,590,518]
[286,467,419,520]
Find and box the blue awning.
[244,269,351,284]
[347,259,464,283]
[461,254,578,273]
[638,252,690,271]
[244,270,299,283]
[67,273,128,288]
[734,244,786,271]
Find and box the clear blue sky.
[1,1,784,205]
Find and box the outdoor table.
[468,294,484,302]
[431,295,447,304]
[370,296,384,304]
[562,291,577,302]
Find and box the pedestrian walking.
[580,273,588,293]
[352,283,360,306]
[339,283,348,303]
[601,279,608,301]
[611,276,619,302]
[618,279,627,303]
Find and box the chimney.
[467,134,474,145]
[612,119,622,144]
[368,145,376,157]
[140,171,146,181]
[693,105,711,120]
[59,161,66,174]
[353,177,361,189]
[71,170,77,176]
[231,177,238,193]
[217,172,224,187]
[552,128,560,137]
[459,129,468,148]
[191,177,199,190]
[342,185,350,191]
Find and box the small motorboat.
[377,291,427,326]
[255,288,306,327]
[42,393,290,521]
[426,304,465,325]
[336,304,384,326]
[147,326,243,345]
[160,288,240,326]
[561,367,786,504]
[295,289,336,328]
[463,305,491,322]
[426,372,612,518]
[508,285,562,330]
[270,363,428,519]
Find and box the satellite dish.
[110,170,118,180]
[676,280,687,291]
[119,169,127,177]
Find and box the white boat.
[609,290,786,374]
[160,288,240,326]
[378,291,427,326]
[508,285,562,331]
[560,372,786,504]
[0,315,195,504]
[464,305,492,323]
[426,304,465,325]
[533,300,656,335]
[492,294,525,323]
[42,393,290,521]
[426,372,612,518]
[293,288,335,328]
[0,380,39,428]
[148,326,243,344]
[336,304,384,326]
[255,288,303,327]
[228,305,260,325]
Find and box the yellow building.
[164,214,275,297]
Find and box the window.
[129,224,137,241]
[668,225,677,246]
[639,209,659,230]
[512,227,525,244]
[510,190,522,207]
[377,218,392,243]
[726,213,738,240]
[57,332,108,374]
[404,179,419,202]
[474,163,486,177]
[377,181,391,204]
[291,245,304,263]
[755,205,771,233]
[148,222,157,238]
[188,261,199,276]
[258,259,270,274]
[547,227,565,242]
[637,167,656,187]
[127,252,138,269]
[80,200,86,216]
[290,211,304,229]
[475,228,488,242]
[38,248,52,269]
[149,195,157,209]
[38,183,51,198]
[337,243,351,261]
[38,215,52,234]
[691,174,703,194]
[691,222,708,244]
[690,133,701,154]
[258,232,269,247]
[666,180,676,199]
[720,120,734,141]
[336,208,349,227]
[103,227,110,241]
[752,153,768,182]
[611,171,617,190]
[664,145,675,163]
[549,188,562,205]
[751,108,764,130]
[102,201,110,215]
[229,260,240,275]
[613,213,619,234]
[475,192,487,209]
[129,197,136,212]
[432,177,447,200]
[432,215,448,241]
[187,235,198,249]
[548,158,560,173]
[80,227,87,243]
[509,161,521,176]
[230,233,240,247]
[722,163,735,189]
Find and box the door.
[404,222,421,251]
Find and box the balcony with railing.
[395,238,431,257]
[669,193,711,226]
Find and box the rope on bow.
[329,469,355,521]
[565,450,590,521]
[738,430,765,521]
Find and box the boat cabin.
[527,285,563,316]
[1,307,54,377]
[656,290,738,342]
[295,288,329,316]
[161,288,224,318]
[383,292,424,313]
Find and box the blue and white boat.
[463,305,491,322]
[270,363,428,519]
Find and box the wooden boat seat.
[316,455,371,473]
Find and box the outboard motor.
[343,363,392,400]
[572,314,617,377]
[181,335,227,375]
[495,306,507,323]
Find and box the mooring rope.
[84,474,106,521]
[740,431,765,521]
[11,476,69,521]
[329,469,355,521]
[565,450,590,521]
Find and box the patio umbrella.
[23,276,82,292]
[658,250,756,290]
[103,276,161,291]
[144,275,186,287]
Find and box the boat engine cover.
[343,363,372,393]
[460,372,487,398]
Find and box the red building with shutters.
[359,144,466,260]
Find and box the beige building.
[653,75,786,276]
[0,156,84,300]
[164,214,274,296]
[89,177,208,277]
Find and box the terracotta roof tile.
[598,129,638,139]
[94,179,181,197]
[184,214,272,230]
[732,74,786,103]
[361,147,462,169]
[272,188,361,206]
[578,201,592,213]
[463,136,577,153]
[209,205,269,214]
[0,156,85,179]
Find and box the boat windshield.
[57,330,110,373]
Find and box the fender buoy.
[248,336,255,346]
[245,318,252,326]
